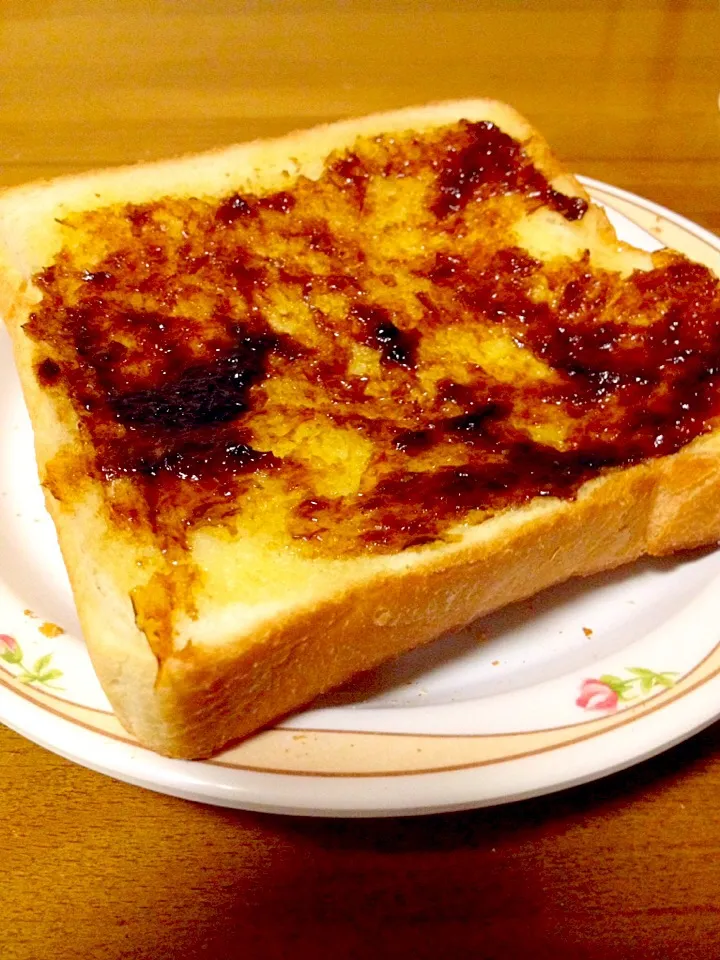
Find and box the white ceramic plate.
[2,179,720,817]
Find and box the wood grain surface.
[2,2,720,958]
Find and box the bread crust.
[1,99,718,758]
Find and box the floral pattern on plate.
[0,634,64,689]
[576,668,678,712]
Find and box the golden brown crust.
[1,99,719,758]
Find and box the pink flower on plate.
[576,678,619,711]
[0,634,19,656]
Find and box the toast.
[1,99,720,759]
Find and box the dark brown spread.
[25,119,720,557]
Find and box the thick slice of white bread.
[1,100,720,759]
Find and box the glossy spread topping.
[26,119,720,557]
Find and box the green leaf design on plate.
[639,675,654,694]
[1,640,64,688]
[38,669,63,683]
[32,653,53,674]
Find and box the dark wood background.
[2,2,720,957]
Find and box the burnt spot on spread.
[110,337,279,429]
[444,403,510,440]
[353,305,419,369]
[36,357,62,387]
[25,119,720,558]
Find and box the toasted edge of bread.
[1,99,719,758]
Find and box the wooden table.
[2,2,720,957]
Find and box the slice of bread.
[1,100,720,759]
